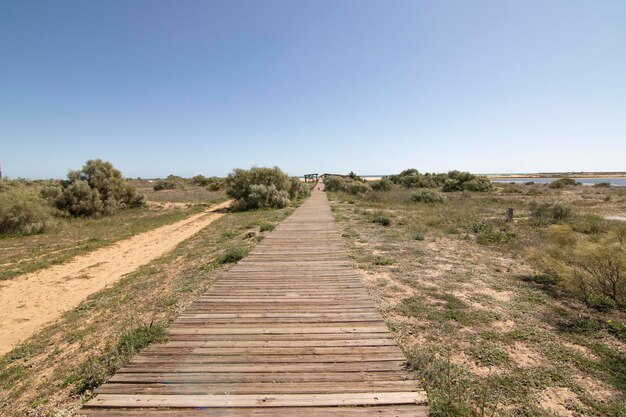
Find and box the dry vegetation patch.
[328,182,626,417]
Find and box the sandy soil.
[0,200,231,356]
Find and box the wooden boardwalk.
[80,187,428,416]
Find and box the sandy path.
[0,201,231,356]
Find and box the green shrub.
[443,171,493,192]
[344,181,371,195]
[411,189,447,203]
[476,225,516,244]
[206,177,225,191]
[153,178,180,191]
[219,246,248,264]
[471,220,515,244]
[226,167,292,210]
[47,159,144,216]
[192,175,224,191]
[387,169,447,188]
[594,182,611,188]
[323,176,371,195]
[287,177,310,200]
[191,174,209,186]
[529,201,572,224]
[572,242,626,310]
[0,187,54,235]
[570,214,607,235]
[371,211,391,226]
[371,178,393,191]
[59,180,104,216]
[322,176,345,192]
[373,257,394,265]
[549,177,579,189]
[259,222,275,232]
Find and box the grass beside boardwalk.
[0,187,227,281]
[0,204,294,416]
[328,184,626,417]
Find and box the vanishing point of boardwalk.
[80,187,428,416]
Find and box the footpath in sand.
[0,200,231,356]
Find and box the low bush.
[206,177,225,191]
[58,180,104,216]
[231,184,290,211]
[345,181,372,195]
[387,169,447,189]
[371,178,393,191]
[323,176,344,192]
[193,175,224,191]
[572,242,626,310]
[370,211,391,226]
[594,182,611,188]
[472,221,515,244]
[529,201,572,224]
[153,177,181,191]
[476,225,516,244]
[218,246,248,264]
[570,214,607,235]
[259,222,275,232]
[411,189,447,203]
[443,171,493,192]
[324,176,371,195]
[549,177,579,189]
[191,175,209,186]
[226,167,293,210]
[534,224,626,310]
[287,177,310,200]
[0,187,54,235]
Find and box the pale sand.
[0,200,231,356]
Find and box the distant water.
[492,177,626,187]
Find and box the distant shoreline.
[487,172,626,179]
[299,172,626,180]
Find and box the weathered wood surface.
[80,186,427,416]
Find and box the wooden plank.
[84,392,427,408]
[108,371,415,383]
[80,405,429,416]
[96,380,420,394]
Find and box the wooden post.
[506,208,514,222]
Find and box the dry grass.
[0,180,227,281]
[328,183,626,417]
[130,179,227,204]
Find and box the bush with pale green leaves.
[0,186,54,235]
[411,189,448,203]
[42,159,144,217]
[226,167,301,210]
[324,176,371,195]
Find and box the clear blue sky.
[1,0,625,179]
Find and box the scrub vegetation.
[225,166,311,210]
[0,163,228,281]
[328,172,626,417]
